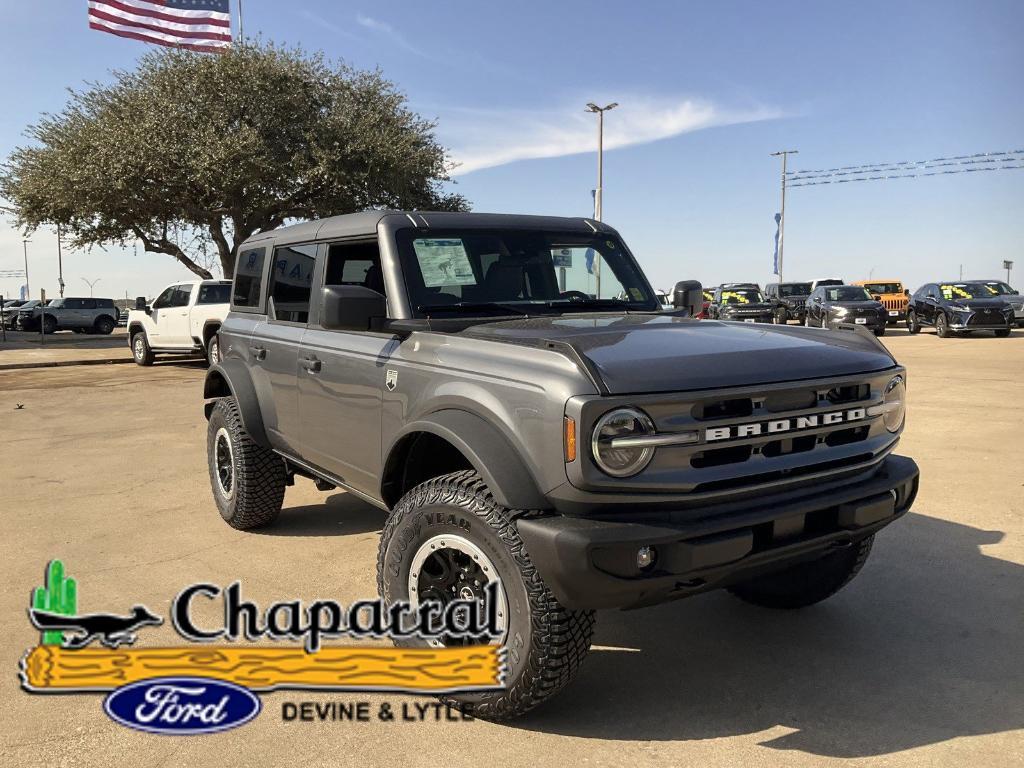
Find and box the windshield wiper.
[416,302,533,316]
[548,297,636,310]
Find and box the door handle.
[301,356,322,373]
[249,345,267,361]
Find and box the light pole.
[81,277,101,297]
[1004,260,1014,285]
[585,101,617,298]
[56,224,65,298]
[770,150,798,284]
[22,239,31,297]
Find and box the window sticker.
[413,238,477,287]
[721,291,751,304]
[940,285,970,299]
[552,249,573,268]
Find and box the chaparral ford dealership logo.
[705,407,867,442]
[20,561,504,735]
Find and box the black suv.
[765,281,812,324]
[906,282,1014,337]
[805,285,888,336]
[707,284,775,323]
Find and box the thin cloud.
[355,14,434,59]
[440,98,784,176]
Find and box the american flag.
[88,0,232,53]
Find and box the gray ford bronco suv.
[203,211,919,719]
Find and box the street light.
[81,277,102,297]
[585,102,617,299]
[22,239,31,297]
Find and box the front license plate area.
[855,318,868,324]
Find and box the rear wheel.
[131,332,154,366]
[94,316,115,335]
[995,328,1011,338]
[936,313,950,338]
[378,470,595,721]
[729,536,874,609]
[206,333,221,365]
[206,397,286,530]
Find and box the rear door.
[296,239,395,495]
[247,242,318,454]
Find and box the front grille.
[573,370,901,497]
[967,310,1005,325]
[882,298,906,311]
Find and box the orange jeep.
[854,279,909,324]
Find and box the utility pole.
[585,101,617,298]
[81,277,101,297]
[770,150,798,284]
[56,224,65,297]
[237,0,244,42]
[22,239,31,297]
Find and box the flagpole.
[770,149,798,284]
[237,0,244,43]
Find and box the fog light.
[637,545,657,570]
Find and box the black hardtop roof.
[240,211,614,249]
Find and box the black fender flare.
[201,319,221,342]
[203,359,270,447]
[384,409,549,510]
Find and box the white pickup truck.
[127,280,231,366]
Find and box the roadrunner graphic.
[29,605,163,649]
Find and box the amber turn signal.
[564,417,577,462]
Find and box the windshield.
[982,281,1016,295]
[861,282,902,294]
[824,286,873,301]
[778,283,811,297]
[396,229,656,316]
[47,299,65,308]
[940,283,999,300]
[720,288,765,304]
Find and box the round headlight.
[591,408,656,477]
[882,375,906,432]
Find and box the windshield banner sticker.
[413,238,477,287]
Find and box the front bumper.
[828,315,887,331]
[721,312,774,324]
[517,454,919,610]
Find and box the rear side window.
[96,299,114,308]
[197,283,231,304]
[170,285,192,307]
[269,243,317,323]
[233,247,268,310]
[82,299,97,310]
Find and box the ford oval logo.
[103,677,261,735]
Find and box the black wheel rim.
[214,428,234,498]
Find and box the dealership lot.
[1,330,1022,767]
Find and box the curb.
[0,357,135,371]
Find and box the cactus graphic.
[31,560,77,645]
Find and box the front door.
[163,284,194,346]
[296,240,394,497]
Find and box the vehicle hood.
[460,314,896,394]
[718,302,775,312]
[824,301,885,311]
[947,298,1011,310]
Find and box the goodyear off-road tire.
[206,397,286,530]
[936,313,950,338]
[728,535,874,609]
[131,332,154,366]
[377,470,595,721]
[906,311,921,334]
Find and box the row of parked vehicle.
[693,277,1022,338]
[0,297,123,334]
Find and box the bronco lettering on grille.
[705,407,867,442]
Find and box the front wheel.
[773,308,787,324]
[131,332,154,366]
[873,327,886,337]
[995,328,1011,338]
[206,397,286,530]
[41,315,57,334]
[728,536,874,609]
[906,311,921,334]
[377,470,595,721]
[936,313,950,338]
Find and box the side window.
[82,299,97,310]
[197,283,232,304]
[152,287,176,309]
[324,241,384,294]
[65,299,84,309]
[269,243,317,323]
[233,247,267,310]
[170,285,192,308]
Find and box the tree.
[0,42,467,279]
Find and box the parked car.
[20,297,120,334]
[852,279,909,324]
[707,284,775,323]
[765,281,812,324]
[696,289,714,318]
[906,282,1014,337]
[202,210,918,720]
[976,279,1024,327]
[127,280,231,365]
[11,299,48,330]
[811,278,845,291]
[1,299,27,327]
[805,285,888,335]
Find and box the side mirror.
[135,296,151,313]
[320,284,387,331]
[904,289,911,296]
[813,296,822,304]
[672,280,703,315]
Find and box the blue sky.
[1,0,1021,299]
